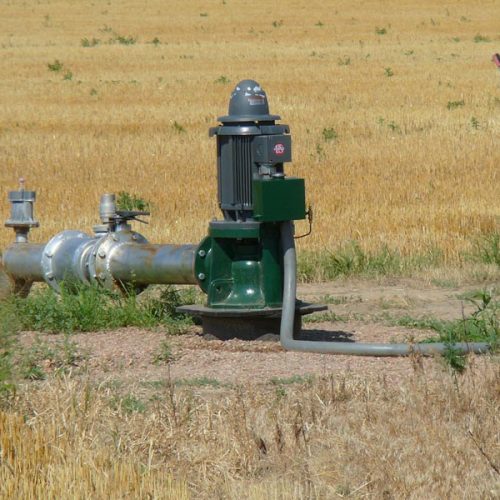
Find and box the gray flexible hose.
[279,221,490,356]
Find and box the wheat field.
[0,0,498,263]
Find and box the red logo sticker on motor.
[273,143,285,155]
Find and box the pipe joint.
[87,228,149,291]
[41,230,94,292]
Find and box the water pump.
[179,80,324,337]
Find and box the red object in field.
[492,53,500,68]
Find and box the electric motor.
[209,80,292,221]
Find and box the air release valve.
[5,178,39,243]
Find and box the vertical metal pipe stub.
[99,193,117,223]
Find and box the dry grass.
[1,357,499,498]
[0,404,189,499]
[0,0,498,263]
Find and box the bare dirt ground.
[20,278,497,390]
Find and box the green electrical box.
[253,177,306,222]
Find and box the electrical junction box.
[252,177,306,222]
[252,135,292,164]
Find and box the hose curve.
[279,221,490,356]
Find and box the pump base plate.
[177,302,327,340]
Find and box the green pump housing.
[195,80,305,312]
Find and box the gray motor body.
[209,79,292,222]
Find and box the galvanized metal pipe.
[109,243,197,285]
[1,233,197,294]
[279,222,491,357]
[3,243,45,282]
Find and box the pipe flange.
[72,237,100,284]
[41,230,89,292]
[87,230,148,291]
